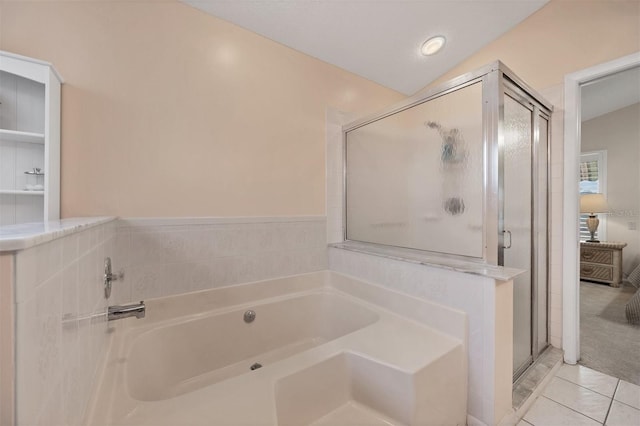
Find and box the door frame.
[562,52,640,364]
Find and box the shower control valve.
[104,257,124,299]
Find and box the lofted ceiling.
[181,0,549,95]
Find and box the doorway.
[562,52,640,366]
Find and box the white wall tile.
[113,227,130,268]
[549,334,562,349]
[77,226,93,255]
[36,382,63,426]
[13,221,113,425]
[62,348,83,426]
[128,263,168,301]
[15,273,62,425]
[212,226,249,257]
[61,234,79,266]
[15,246,38,303]
[61,261,79,355]
[116,218,328,303]
[128,230,165,266]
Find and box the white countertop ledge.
[0,216,116,252]
[330,241,524,281]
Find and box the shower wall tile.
[13,219,116,426]
[113,217,328,304]
[540,83,564,346]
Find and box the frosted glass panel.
[345,82,484,258]
[503,95,533,375]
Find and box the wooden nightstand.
[580,242,627,287]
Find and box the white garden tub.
[128,292,379,401]
[87,271,467,425]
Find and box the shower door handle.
[503,230,512,249]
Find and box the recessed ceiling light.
[421,36,446,56]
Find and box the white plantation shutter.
[579,151,607,242]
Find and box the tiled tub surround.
[86,271,467,425]
[329,247,515,426]
[111,217,327,304]
[0,217,117,425]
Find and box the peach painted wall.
[420,0,640,93]
[0,1,402,217]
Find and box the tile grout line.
[609,377,640,411]
[538,395,607,425]
[602,380,620,425]
[554,374,619,399]
[611,397,640,411]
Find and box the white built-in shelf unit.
[0,51,62,226]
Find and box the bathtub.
[128,292,379,401]
[87,271,467,425]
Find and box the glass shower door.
[502,94,534,379]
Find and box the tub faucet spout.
[108,301,145,321]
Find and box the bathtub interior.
[87,271,468,426]
[276,352,414,426]
[126,292,380,401]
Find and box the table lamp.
[580,193,609,243]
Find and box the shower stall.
[343,61,552,381]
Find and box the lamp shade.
[580,193,609,214]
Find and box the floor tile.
[543,376,612,423]
[605,400,640,426]
[523,396,601,426]
[615,380,640,410]
[556,364,619,397]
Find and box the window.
[579,150,607,241]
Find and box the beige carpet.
[580,280,640,385]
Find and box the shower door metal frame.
[498,78,552,381]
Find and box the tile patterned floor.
[519,364,640,426]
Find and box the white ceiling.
[182,0,549,95]
[581,66,640,122]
